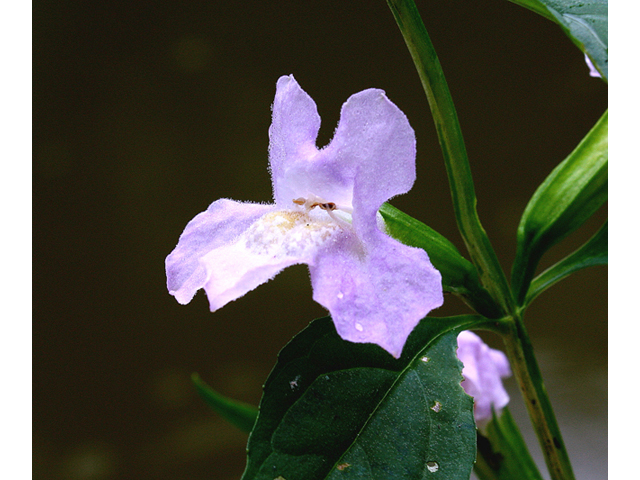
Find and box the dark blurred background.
[33,1,607,479]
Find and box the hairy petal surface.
[167,75,444,358]
[457,331,511,423]
[310,230,443,358]
[200,209,342,311]
[166,199,274,304]
[326,88,417,238]
[269,75,327,207]
[269,75,416,218]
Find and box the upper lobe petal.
[326,88,417,237]
[269,76,416,227]
[269,75,323,206]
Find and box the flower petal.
[201,209,342,311]
[166,199,274,304]
[327,88,417,237]
[309,230,443,358]
[269,77,416,224]
[269,75,324,206]
[457,331,511,423]
[199,239,302,312]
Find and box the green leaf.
[505,0,608,79]
[242,315,489,480]
[525,221,607,306]
[191,373,258,433]
[380,203,503,318]
[512,110,607,305]
[386,0,515,315]
[474,408,544,480]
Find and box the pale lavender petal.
[269,75,355,209]
[268,77,416,217]
[457,331,511,423]
[166,199,274,304]
[199,240,302,312]
[327,88,416,238]
[310,230,443,358]
[269,75,324,206]
[200,209,342,311]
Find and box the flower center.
[292,194,353,228]
[242,210,339,258]
[293,197,337,212]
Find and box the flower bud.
[457,331,511,424]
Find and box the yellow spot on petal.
[261,211,307,232]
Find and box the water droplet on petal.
[355,323,364,332]
[337,292,344,299]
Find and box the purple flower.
[165,75,443,358]
[584,53,602,78]
[457,331,511,424]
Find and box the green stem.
[386,3,575,478]
[386,0,514,315]
[502,314,576,480]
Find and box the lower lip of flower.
[242,209,342,258]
